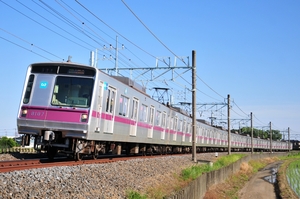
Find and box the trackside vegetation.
[126,154,245,199]
[286,159,300,196]
[277,152,300,199]
[0,136,19,153]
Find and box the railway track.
[0,154,165,173]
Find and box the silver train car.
[17,62,292,159]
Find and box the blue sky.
[0,0,299,139]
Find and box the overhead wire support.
[98,56,192,83]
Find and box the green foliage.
[286,159,300,197]
[181,154,245,181]
[280,152,300,160]
[235,127,282,140]
[248,160,266,173]
[0,136,19,148]
[181,164,210,180]
[126,190,148,199]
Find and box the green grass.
[125,154,246,199]
[126,190,148,199]
[181,154,245,181]
[286,159,300,197]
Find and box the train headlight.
[81,114,88,122]
[21,109,27,117]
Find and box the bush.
[0,136,19,148]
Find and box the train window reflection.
[51,76,93,107]
[119,95,129,117]
[23,75,35,104]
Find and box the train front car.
[17,62,96,159]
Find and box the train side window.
[105,87,116,113]
[119,95,129,116]
[178,120,183,132]
[182,120,186,133]
[162,112,166,128]
[139,104,148,122]
[110,90,115,113]
[106,89,110,112]
[156,110,161,126]
[149,106,155,125]
[174,117,178,131]
[23,74,35,104]
[170,117,174,130]
[131,98,139,120]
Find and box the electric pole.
[270,122,272,153]
[288,127,290,152]
[227,94,231,155]
[192,50,197,163]
[251,112,253,154]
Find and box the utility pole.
[93,35,124,72]
[270,122,272,153]
[192,50,197,163]
[288,127,290,152]
[251,112,253,154]
[227,94,231,155]
[115,35,119,76]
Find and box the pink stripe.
[22,106,88,123]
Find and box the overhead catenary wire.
[0,36,52,61]
[0,28,64,61]
[0,0,92,51]
[75,0,159,61]
[121,0,184,63]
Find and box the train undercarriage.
[21,134,280,161]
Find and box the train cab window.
[51,76,93,107]
[119,95,129,116]
[23,74,35,104]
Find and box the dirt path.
[238,161,283,199]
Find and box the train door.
[168,116,173,142]
[173,117,178,141]
[161,112,166,140]
[182,120,186,142]
[147,106,154,138]
[130,97,139,136]
[103,86,116,133]
[96,81,104,132]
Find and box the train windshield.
[51,76,94,108]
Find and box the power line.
[0,28,64,61]
[0,0,92,51]
[0,36,52,61]
[121,0,182,61]
[75,0,159,60]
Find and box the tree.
[0,136,19,148]
[235,127,282,140]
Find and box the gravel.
[0,153,219,199]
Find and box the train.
[17,62,292,160]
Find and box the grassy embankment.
[277,152,300,199]
[127,153,300,199]
[205,152,300,199]
[126,154,245,199]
